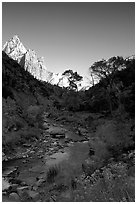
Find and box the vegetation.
[2,52,135,202]
[62,69,83,91]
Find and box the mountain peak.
[3,35,27,63]
[2,35,49,81]
[2,35,91,90]
[11,34,20,42]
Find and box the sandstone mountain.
[3,35,48,81]
[3,35,91,90]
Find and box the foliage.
[89,56,125,114]
[79,161,135,202]
[60,90,82,111]
[82,56,135,114]
[89,119,134,164]
[63,69,83,91]
[89,56,125,85]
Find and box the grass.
[46,165,59,183]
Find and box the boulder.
[47,127,66,137]
[16,186,30,197]
[77,127,88,136]
[27,190,40,201]
[43,122,49,130]
[2,178,11,191]
[2,152,8,161]
[55,134,65,138]
[3,166,18,177]
[35,178,46,187]
[9,192,20,201]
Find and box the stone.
[30,150,35,154]
[27,190,40,201]
[23,143,31,147]
[36,178,46,187]
[43,123,49,130]
[9,184,18,192]
[2,152,8,161]
[49,147,54,151]
[9,192,20,201]
[2,178,11,191]
[77,127,88,136]
[22,159,27,163]
[17,186,30,197]
[53,147,59,152]
[56,134,65,138]
[22,155,27,158]
[38,155,44,159]
[47,127,66,137]
[53,142,58,146]
[3,166,18,177]
[2,191,7,196]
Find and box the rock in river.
[27,190,40,201]
[47,127,66,138]
[2,178,11,191]
[9,192,20,201]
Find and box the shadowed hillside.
[2,51,135,202]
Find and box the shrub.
[25,105,43,127]
[89,120,134,162]
[80,161,134,202]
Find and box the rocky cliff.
[3,35,49,81]
[3,35,27,64]
[3,35,91,90]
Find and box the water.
[45,142,89,186]
[2,118,90,201]
[3,141,89,183]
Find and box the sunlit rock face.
[48,73,91,90]
[24,49,47,80]
[3,35,27,64]
[3,35,48,81]
[3,35,92,90]
[49,73,70,87]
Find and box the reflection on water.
[45,142,89,180]
[44,141,90,197]
[3,139,90,196]
[46,152,69,166]
[65,131,81,141]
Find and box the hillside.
[2,48,135,202]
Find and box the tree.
[62,69,83,91]
[89,56,125,115]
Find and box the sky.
[2,2,135,77]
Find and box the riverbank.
[2,111,135,202]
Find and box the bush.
[61,91,82,111]
[80,160,135,202]
[89,119,134,162]
[25,105,43,127]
